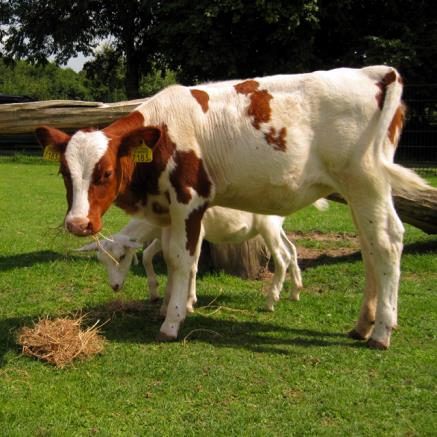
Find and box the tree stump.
[205,236,270,280]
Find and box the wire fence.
[395,84,437,175]
[1,84,436,175]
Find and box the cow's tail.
[374,68,430,195]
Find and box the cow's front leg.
[157,203,207,341]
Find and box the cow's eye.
[103,170,113,179]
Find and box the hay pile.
[17,316,106,368]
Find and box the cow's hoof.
[348,329,367,340]
[156,331,177,342]
[367,338,389,350]
[149,296,161,303]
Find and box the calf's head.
[76,236,142,291]
[35,116,161,236]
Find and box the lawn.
[0,156,436,436]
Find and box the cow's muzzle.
[66,217,94,236]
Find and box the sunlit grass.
[0,157,436,436]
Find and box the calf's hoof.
[367,338,389,350]
[289,293,300,302]
[156,331,178,342]
[264,302,275,312]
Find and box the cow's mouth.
[65,218,96,236]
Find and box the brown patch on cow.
[384,70,397,86]
[235,80,273,130]
[59,156,73,214]
[35,126,71,153]
[86,145,120,232]
[234,80,259,95]
[113,124,176,213]
[104,111,145,138]
[264,127,287,152]
[170,150,212,204]
[185,204,208,256]
[248,90,273,129]
[388,103,406,145]
[375,70,398,110]
[190,89,209,113]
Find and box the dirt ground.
[287,231,361,270]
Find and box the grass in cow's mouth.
[0,157,436,436]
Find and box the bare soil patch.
[287,231,361,268]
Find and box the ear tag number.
[43,144,61,161]
[132,140,153,163]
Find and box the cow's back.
[136,66,398,215]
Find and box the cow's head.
[35,113,162,236]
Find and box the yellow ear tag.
[43,144,61,161]
[132,140,153,163]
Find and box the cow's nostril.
[66,217,92,236]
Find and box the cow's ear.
[120,126,162,163]
[35,126,71,160]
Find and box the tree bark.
[125,50,141,100]
[206,236,270,280]
[0,99,146,135]
[328,189,437,234]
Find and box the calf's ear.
[119,126,162,162]
[35,126,71,161]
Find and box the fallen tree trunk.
[328,189,437,234]
[0,99,147,134]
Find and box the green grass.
[1,156,436,436]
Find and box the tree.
[155,0,319,83]
[313,0,437,83]
[82,44,177,102]
[0,59,93,101]
[1,0,161,99]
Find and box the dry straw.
[17,315,106,368]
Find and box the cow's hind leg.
[347,210,378,340]
[349,193,404,349]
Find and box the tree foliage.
[0,59,93,101]
[1,0,160,98]
[155,0,319,83]
[1,0,436,94]
[82,44,177,102]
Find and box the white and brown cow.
[36,66,429,348]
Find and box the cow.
[35,66,429,349]
[76,204,326,312]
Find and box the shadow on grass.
[0,250,98,271]
[0,295,366,367]
[298,238,436,270]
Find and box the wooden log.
[207,236,270,280]
[0,99,146,134]
[328,188,437,234]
